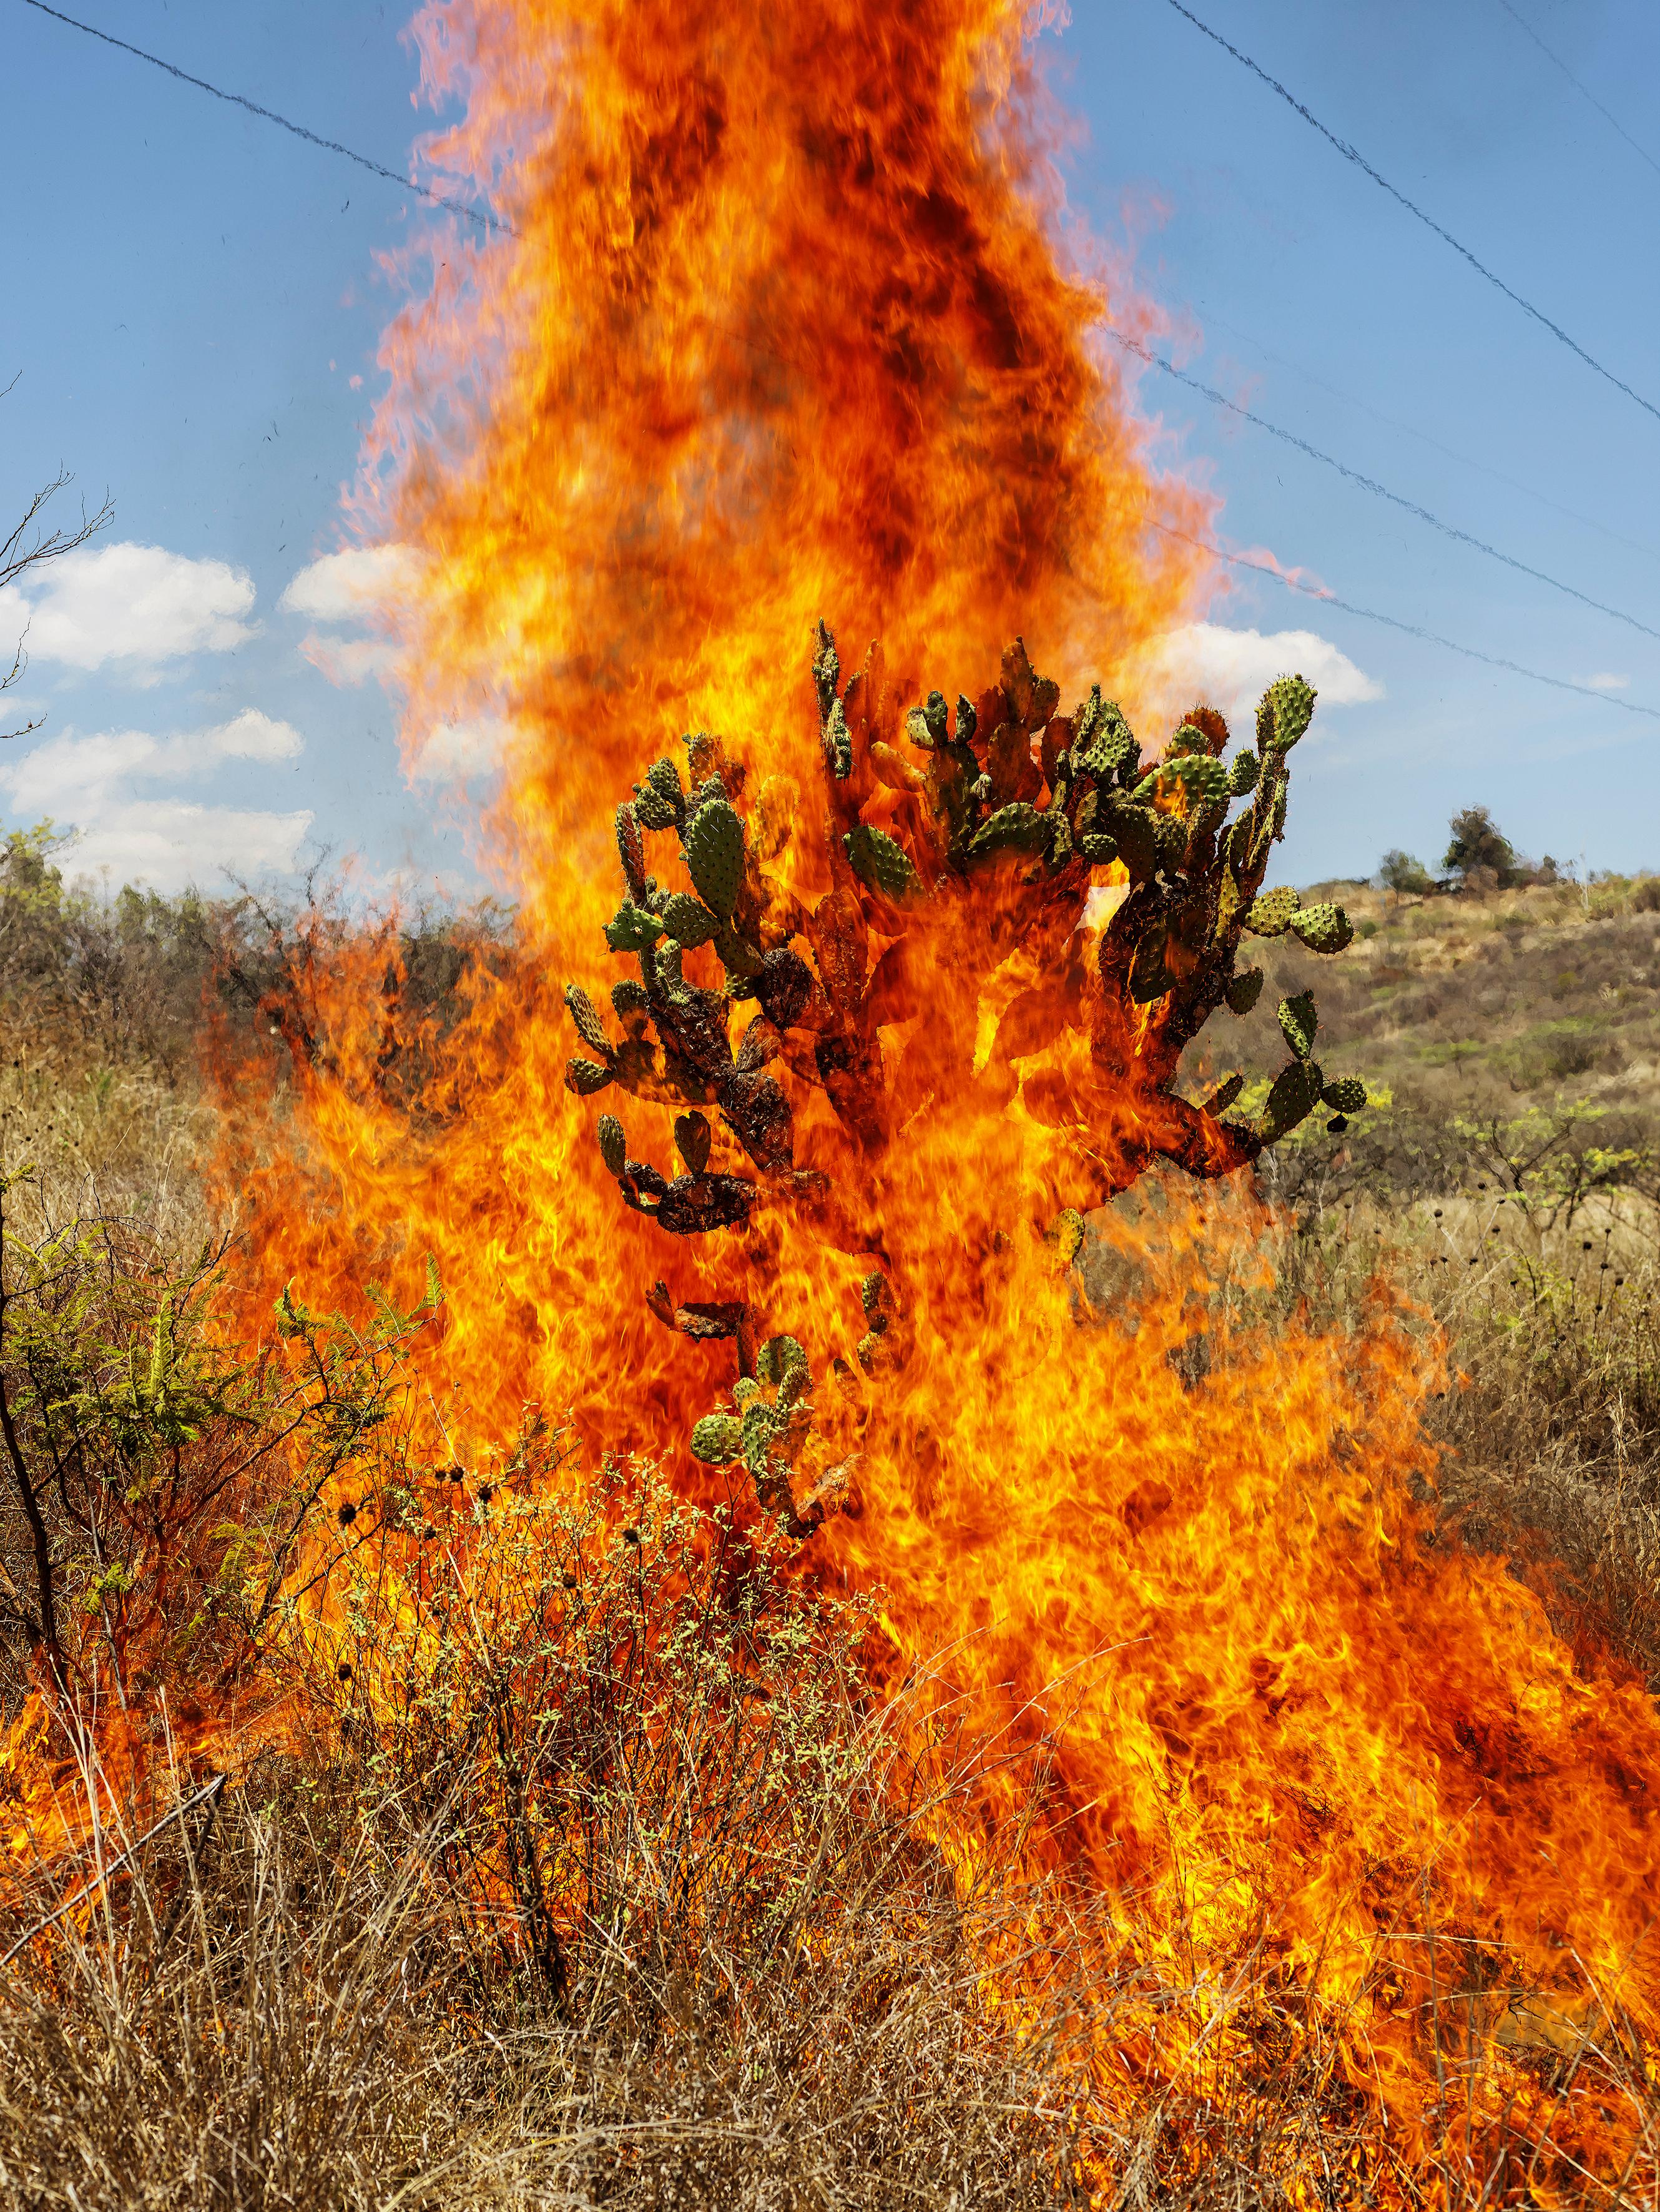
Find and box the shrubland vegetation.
[1,808,1659,2205]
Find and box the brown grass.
[3,867,1660,2205]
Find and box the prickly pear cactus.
[561,624,1365,1530]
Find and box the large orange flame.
[200,0,1660,2193]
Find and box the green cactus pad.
[1074,712,1137,786]
[564,984,611,1056]
[1244,886,1300,936]
[690,1413,745,1464]
[1278,991,1318,1061]
[674,1110,712,1174]
[604,898,664,953]
[966,802,1048,858]
[634,784,678,832]
[1257,676,1317,755]
[860,1272,886,1319]
[685,798,746,917]
[1322,1076,1367,1114]
[596,1114,627,1177]
[757,1334,808,1385]
[1287,901,1355,955]
[1080,832,1119,867]
[1227,750,1260,798]
[1155,754,1229,809]
[661,891,721,948]
[564,1056,614,1097]
[1225,966,1264,1015]
[611,979,648,1020]
[845,821,918,900]
[647,757,684,805]
[1260,1059,1322,1139]
[1205,1073,1245,1116]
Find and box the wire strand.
[17,0,511,237]
[1192,302,1660,568]
[1108,328,1660,641]
[1150,520,1660,722]
[1159,0,1660,427]
[1493,0,1660,182]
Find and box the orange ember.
[180,0,1660,2195]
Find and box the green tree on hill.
[1443,805,1519,890]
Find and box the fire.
[178,0,1660,2192]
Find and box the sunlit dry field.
[0,838,1658,2207]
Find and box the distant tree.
[1443,806,1519,890]
[1379,848,1432,896]
[2,386,113,741]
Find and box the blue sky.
[2,0,1656,897]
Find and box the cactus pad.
[757,1334,808,1386]
[661,891,721,948]
[674,1110,712,1174]
[616,804,648,897]
[596,1114,627,1177]
[564,1056,614,1097]
[1244,887,1300,936]
[1260,1059,1322,1139]
[685,798,746,917]
[634,784,678,832]
[1278,991,1318,1061]
[967,802,1048,858]
[1225,966,1265,1015]
[1257,676,1317,755]
[690,1413,745,1464]
[564,984,611,1056]
[1322,1076,1367,1114]
[1227,750,1260,798]
[604,898,664,953]
[845,822,918,900]
[1287,901,1355,955]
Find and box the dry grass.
[3,867,1660,2206]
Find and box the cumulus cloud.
[0,709,310,892]
[0,543,257,676]
[1141,624,1383,732]
[278,544,423,624]
[281,546,422,687]
[64,803,314,893]
[2,710,304,816]
[408,715,514,783]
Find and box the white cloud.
[62,802,313,894]
[1,710,305,816]
[408,715,514,783]
[1583,672,1629,692]
[282,545,422,689]
[0,543,257,675]
[0,709,309,892]
[1141,624,1383,733]
[279,544,421,624]
[299,632,401,688]
[210,707,305,762]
